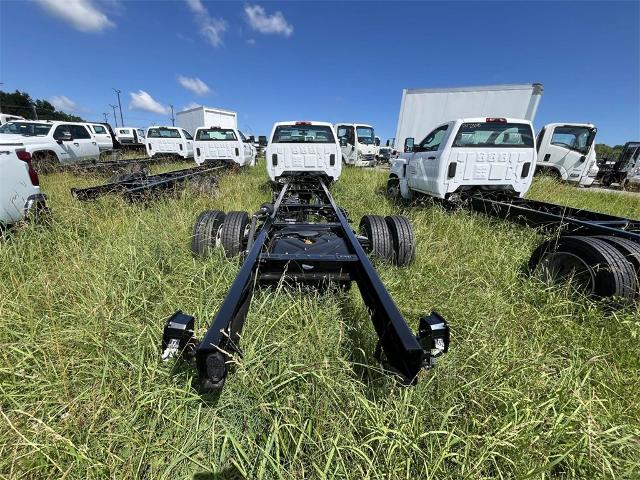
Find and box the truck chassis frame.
[71,163,227,201]
[162,175,449,392]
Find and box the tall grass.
[1,165,639,478]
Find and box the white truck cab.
[86,123,114,152]
[145,126,194,159]
[335,123,378,166]
[388,117,536,199]
[115,127,145,146]
[0,143,47,227]
[193,127,256,167]
[0,120,101,167]
[267,121,341,183]
[535,123,598,187]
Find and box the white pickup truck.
[388,117,535,200]
[145,126,194,159]
[0,120,101,170]
[193,127,256,167]
[267,121,341,183]
[0,143,47,228]
[535,123,598,186]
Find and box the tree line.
[0,90,84,122]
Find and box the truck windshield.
[452,122,534,148]
[272,125,335,143]
[550,126,595,154]
[196,129,237,141]
[356,127,375,145]
[0,122,52,136]
[147,128,181,138]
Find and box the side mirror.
[56,131,73,143]
[339,137,348,147]
[375,138,380,147]
[386,140,390,147]
[404,137,414,153]
[249,135,255,143]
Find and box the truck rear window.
[452,122,534,148]
[196,129,237,141]
[272,125,335,143]
[147,128,180,138]
[0,122,52,136]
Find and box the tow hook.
[161,311,198,361]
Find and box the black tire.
[529,236,637,301]
[385,215,416,266]
[596,236,640,296]
[220,211,250,257]
[191,210,226,256]
[387,177,400,200]
[359,215,393,261]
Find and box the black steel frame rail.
[71,165,225,201]
[466,193,640,242]
[168,176,447,392]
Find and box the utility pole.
[103,112,109,123]
[109,104,118,127]
[113,88,124,126]
[169,104,175,126]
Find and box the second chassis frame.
[163,175,449,392]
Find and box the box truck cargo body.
[176,107,237,136]
[394,84,543,154]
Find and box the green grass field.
[1,163,639,479]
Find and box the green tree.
[0,89,83,122]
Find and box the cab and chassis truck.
[162,121,450,392]
[388,117,640,303]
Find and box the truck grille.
[363,154,375,162]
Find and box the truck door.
[539,125,596,183]
[407,124,450,194]
[71,125,100,160]
[337,125,355,164]
[182,129,194,157]
[52,124,83,162]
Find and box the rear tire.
[385,215,416,266]
[529,236,637,301]
[596,236,640,297]
[220,211,250,257]
[359,215,393,261]
[191,210,226,256]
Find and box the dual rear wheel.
[530,235,640,302]
[191,210,249,258]
[359,214,415,266]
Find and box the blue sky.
[1,0,638,145]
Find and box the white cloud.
[244,5,293,37]
[184,0,227,47]
[37,0,114,33]
[129,90,169,115]
[50,95,78,112]
[178,76,211,96]
[246,38,256,45]
[184,0,206,14]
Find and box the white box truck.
[394,83,543,155]
[176,106,237,136]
